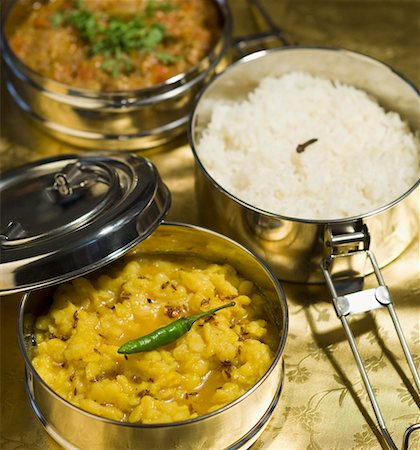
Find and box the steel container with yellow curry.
[0,153,288,450]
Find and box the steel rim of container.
[5,79,191,140]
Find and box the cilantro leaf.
[51,11,64,27]
[54,1,178,77]
[156,51,179,65]
[142,24,165,50]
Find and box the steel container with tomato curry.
[1,0,231,150]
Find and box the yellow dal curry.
[29,256,275,423]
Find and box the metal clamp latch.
[324,220,370,259]
[322,249,420,450]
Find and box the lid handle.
[52,161,101,198]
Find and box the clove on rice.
[296,138,318,153]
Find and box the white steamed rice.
[196,71,420,219]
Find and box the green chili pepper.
[117,301,236,354]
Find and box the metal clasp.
[52,162,99,198]
[325,221,370,259]
[321,249,420,450]
[48,160,120,208]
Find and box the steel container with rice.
[0,153,288,450]
[190,47,419,284]
[189,46,419,449]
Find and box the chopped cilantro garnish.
[142,24,165,50]
[54,0,179,77]
[156,51,179,64]
[146,0,178,16]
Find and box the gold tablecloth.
[1,1,419,449]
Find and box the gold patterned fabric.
[1,1,419,449]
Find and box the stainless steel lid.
[0,154,171,295]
